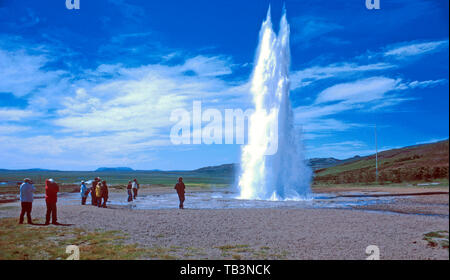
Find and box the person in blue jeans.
[19,178,35,224]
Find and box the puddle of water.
[57,191,396,210]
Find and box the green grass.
[312,181,449,189]
[0,217,148,260]
[423,230,449,250]
[0,170,235,186]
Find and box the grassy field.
[0,169,234,186]
[314,140,449,184]
[0,217,146,260]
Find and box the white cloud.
[315,77,401,104]
[0,124,30,134]
[291,62,395,90]
[181,55,233,77]
[295,76,445,135]
[0,108,40,121]
[300,119,361,132]
[384,40,449,59]
[54,57,248,136]
[0,49,66,97]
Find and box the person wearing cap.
[45,178,60,225]
[80,180,88,205]
[174,177,186,209]
[132,178,139,199]
[19,178,36,224]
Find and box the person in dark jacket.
[174,177,186,209]
[127,181,133,202]
[100,180,109,208]
[45,178,59,225]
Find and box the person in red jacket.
[45,178,60,225]
[174,177,186,209]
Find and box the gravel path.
[1,192,448,260]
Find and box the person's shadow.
[30,222,74,227]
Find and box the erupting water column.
[238,7,312,200]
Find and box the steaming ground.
[0,187,448,260]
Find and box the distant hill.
[95,167,134,172]
[191,156,362,174]
[0,168,60,172]
[314,140,449,184]
[308,156,361,171]
[193,164,236,175]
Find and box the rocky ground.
[0,186,448,260]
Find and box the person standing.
[100,180,109,208]
[174,177,186,209]
[91,177,99,206]
[45,178,59,225]
[132,178,139,199]
[95,180,103,208]
[127,181,133,202]
[19,178,35,224]
[80,180,88,205]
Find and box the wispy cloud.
[291,16,348,48]
[315,77,400,104]
[295,75,446,135]
[291,62,395,90]
[0,49,67,97]
[0,108,40,121]
[384,40,449,59]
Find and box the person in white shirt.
[19,178,36,224]
[132,178,139,199]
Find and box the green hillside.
[314,140,449,184]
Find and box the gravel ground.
[0,188,448,260]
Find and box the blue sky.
[0,0,448,170]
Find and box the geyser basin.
[57,191,396,210]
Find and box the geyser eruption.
[238,7,312,200]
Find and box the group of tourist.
[80,177,138,205]
[18,178,60,225]
[80,177,109,208]
[18,176,187,225]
